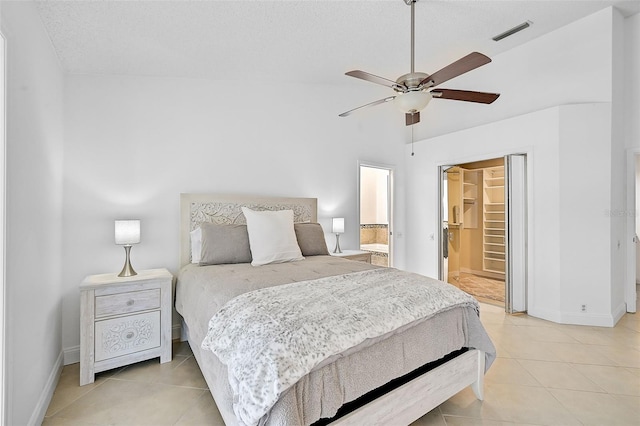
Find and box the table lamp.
[115,220,140,277]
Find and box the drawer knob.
[125,332,134,339]
[126,300,134,306]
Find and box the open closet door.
[505,154,527,313]
[438,165,454,283]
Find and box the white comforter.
[201,267,479,426]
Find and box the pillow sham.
[241,207,304,266]
[190,227,202,263]
[294,223,329,256]
[199,222,252,266]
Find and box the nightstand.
[80,268,173,386]
[330,250,372,263]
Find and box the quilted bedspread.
[201,267,479,426]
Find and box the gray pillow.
[294,223,329,256]
[199,223,252,265]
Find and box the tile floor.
[44,301,640,425]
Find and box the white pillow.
[190,227,202,263]
[241,207,304,266]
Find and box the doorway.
[439,155,527,313]
[624,151,639,313]
[359,164,392,267]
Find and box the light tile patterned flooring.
[45,297,640,425]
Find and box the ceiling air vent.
[492,21,532,41]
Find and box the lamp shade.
[115,220,141,245]
[332,217,345,234]
[394,91,432,113]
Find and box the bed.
[175,193,496,426]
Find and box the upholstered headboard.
[180,193,318,267]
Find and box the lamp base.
[118,245,137,277]
[333,234,342,254]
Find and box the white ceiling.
[37,0,639,86]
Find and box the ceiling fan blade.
[431,89,500,104]
[339,96,396,117]
[345,70,403,90]
[420,52,492,88]
[405,111,420,126]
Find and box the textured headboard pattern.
[180,194,317,267]
[189,201,314,230]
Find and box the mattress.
[175,255,496,426]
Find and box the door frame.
[436,150,532,312]
[624,148,639,313]
[357,161,394,266]
[437,165,456,283]
[0,27,6,425]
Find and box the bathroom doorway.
[439,155,527,313]
[359,164,392,267]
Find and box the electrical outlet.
[581,304,587,312]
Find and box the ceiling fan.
[339,0,500,126]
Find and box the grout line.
[45,374,110,419]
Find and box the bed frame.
[179,193,485,425]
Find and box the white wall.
[413,8,615,141]
[360,167,388,225]
[558,104,615,323]
[1,2,64,424]
[405,7,628,326]
[406,103,617,326]
[61,74,407,361]
[611,9,629,317]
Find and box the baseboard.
[560,308,621,327]
[64,345,80,365]
[527,306,562,323]
[28,350,63,426]
[612,301,628,325]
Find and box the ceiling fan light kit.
[340,0,500,126]
[394,91,432,113]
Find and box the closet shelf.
[483,165,506,275]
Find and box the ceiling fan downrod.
[405,0,418,74]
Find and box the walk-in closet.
[444,158,505,306]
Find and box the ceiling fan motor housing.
[395,72,431,92]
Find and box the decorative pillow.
[294,223,329,256]
[199,222,252,265]
[190,227,202,263]
[241,207,304,266]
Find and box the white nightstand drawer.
[95,289,160,318]
[94,311,161,362]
